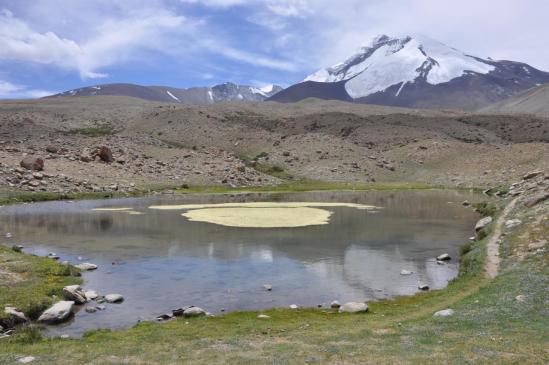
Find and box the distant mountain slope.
[269,35,549,110]
[481,83,549,117]
[49,82,283,104]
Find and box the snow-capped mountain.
[270,35,549,110]
[50,82,283,104]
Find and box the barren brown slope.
[0,96,547,197]
[481,83,549,117]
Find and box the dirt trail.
[485,198,519,278]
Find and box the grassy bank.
[1,190,546,364]
[0,246,81,327]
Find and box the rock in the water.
[400,269,413,275]
[156,313,173,321]
[524,193,549,208]
[37,301,74,324]
[263,284,273,291]
[433,309,454,317]
[85,290,98,301]
[436,253,451,261]
[183,306,206,317]
[330,300,341,309]
[85,307,97,313]
[475,216,493,232]
[462,200,470,206]
[75,262,98,271]
[96,146,114,163]
[257,314,270,319]
[338,302,368,313]
[47,253,59,260]
[11,244,23,252]
[62,285,87,304]
[96,305,106,311]
[105,294,124,303]
[418,284,430,291]
[4,306,28,323]
[20,156,44,171]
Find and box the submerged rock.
[338,302,368,313]
[62,285,87,304]
[433,309,454,317]
[263,284,273,291]
[38,301,74,324]
[85,307,97,313]
[105,294,124,303]
[436,253,451,261]
[400,269,413,275]
[85,290,99,301]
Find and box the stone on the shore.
[183,306,206,317]
[330,300,341,309]
[257,314,270,319]
[75,262,98,271]
[462,200,470,206]
[433,309,454,317]
[338,302,368,313]
[400,269,413,275]
[17,356,36,363]
[37,301,74,324]
[436,253,451,261]
[505,219,522,228]
[105,294,124,303]
[475,216,493,232]
[4,306,28,323]
[62,285,87,304]
[418,283,430,291]
[289,304,298,309]
[20,156,44,171]
[47,252,59,260]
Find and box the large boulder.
[475,216,493,232]
[20,156,44,171]
[96,146,114,163]
[74,262,97,271]
[37,301,74,324]
[338,302,368,313]
[62,285,87,304]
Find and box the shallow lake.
[0,190,481,336]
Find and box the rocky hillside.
[48,83,283,104]
[269,35,549,110]
[481,84,549,117]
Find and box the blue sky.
[1,0,548,98]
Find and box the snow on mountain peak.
[304,35,495,99]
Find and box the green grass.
[0,246,81,327]
[62,124,115,137]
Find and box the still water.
[0,190,480,336]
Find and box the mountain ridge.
[269,34,549,110]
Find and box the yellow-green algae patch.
[182,206,333,228]
[149,202,380,210]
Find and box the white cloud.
[0,80,54,99]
